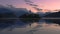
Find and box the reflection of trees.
[20,18,40,23]
[0,12,16,18]
[0,19,16,31]
[19,19,41,34]
[0,19,38,31]
[45,19,60,25]
[20,19,40,28]
[0,19,21,31]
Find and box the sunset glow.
[0,0,60,12]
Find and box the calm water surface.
[0,19,60,34]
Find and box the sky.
[0,0,60,12]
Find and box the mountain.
[44,11,60,18]
[12,8,29,17]
[0,5,30,18]
[0,6,16,18]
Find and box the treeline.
[19,13,40,18]
[0,12,16,18]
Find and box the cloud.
[24,0,33,3]
[26,3,38,7]
[24,0,38,7]
[24,0,42,11]
[24,0,37,6]
[33,7,42,11]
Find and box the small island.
[19,13,40,21]
[19,13,40,18]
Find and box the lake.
[0,19,60,34]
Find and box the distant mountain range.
[0,5,29,17]
[44,11,60,18]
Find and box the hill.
[44,11,60,18]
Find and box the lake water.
[0,19,60,34]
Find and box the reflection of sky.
[0,0,60,12]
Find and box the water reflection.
[0,19,60,34]
[45,19,60,25]
[0,19,16,31]
[0,19,39,31]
